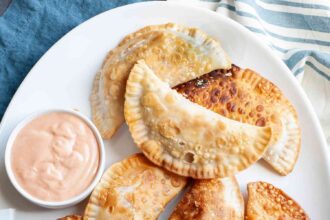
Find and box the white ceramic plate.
[0,2,329,219]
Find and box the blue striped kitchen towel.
[168,0,330,146]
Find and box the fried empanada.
[169,177,244,220]
[124,60,271,179]
[91,23,232,139]
[174,65,300,175]
[246,181,309,220]
[84,153,187,220]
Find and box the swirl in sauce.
[11,112,99,202]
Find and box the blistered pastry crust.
[174,66,301,175]
[84,153,187,220]
[169,176,244,220]
[124,60,271,179]
[91,23,232,139]
[246,181,309,220]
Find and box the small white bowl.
[5,109,105,209]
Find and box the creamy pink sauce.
[11,112,100,202]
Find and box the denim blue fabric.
[0,0,151,119]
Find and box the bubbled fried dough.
[124,60,272,179]
[91,23,232,139]
[84,153,187,220]
[169,177,244,220]
[174,65,280,127]
[174,65,301,176]
[246,182,309,220]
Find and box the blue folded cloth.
[0,0,150,120]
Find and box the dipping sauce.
[11,112,100,202]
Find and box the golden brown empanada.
[91,23,232,139]
[57,215,82,220]
[174,65,300,175]
[84,153,187,220]
[169,176,244,220]
[246,181,309,220]
[124,60,272,179]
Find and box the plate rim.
[1,0,328,173]
[0,0,329,216]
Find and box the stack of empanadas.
[124,60,271,179]
[91,23,301,178]
[59,23,308,219]
[174,66,300,175]
[91,23,231,139]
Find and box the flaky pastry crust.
[124,60,272,179]
[84,153,187,220]
[169,176,244,220]
[174,66,301,175]
[246,181,309,220]
[91,23,232,139]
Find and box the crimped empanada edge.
[92,23,233,139]
[240,69,301,176]
[119,23,231,68]
[263,105,301,176]
[84,153,187,219]
[84,154,149,218]
[124,60,215,178]
[125,61,273,179]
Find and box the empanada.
[91,23,232,139]
[124,60,272,179]
[169,177,244,220]
[246,181,309,220]
[84,153,187,220]
[174,65,300,175]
